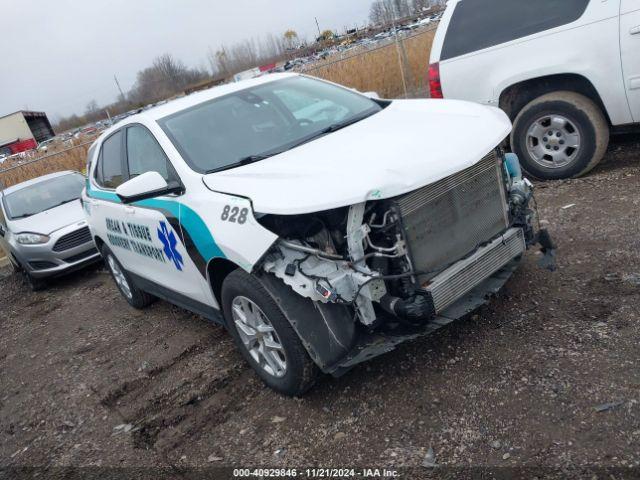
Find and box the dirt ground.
[1,134,640,479]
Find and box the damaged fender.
[258,272,357,371]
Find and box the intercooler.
[425,228,525,312]
[391,150,519,312]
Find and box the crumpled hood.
[203,99,511,215]
[9,200,85,235]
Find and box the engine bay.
[258,150,548,329]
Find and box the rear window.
[441,0,590,61]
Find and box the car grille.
[393,150,509,282]
[64,247,98,263]
[53,226,92,252]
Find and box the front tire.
[221,269,318,396]
[511,91,609,180]
[24,271,46,292]
[101,245,155,309]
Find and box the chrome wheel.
[526,114,581,169]
[107,255,132,300]
[231,296,287,378]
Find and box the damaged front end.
[256,149,555,375]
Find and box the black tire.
[511,91,609,180]
[221,269,318,396]
[9,256,22,273]
[101,244,155,309]
[23,271,46,292]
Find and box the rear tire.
[221,269,318,396]
[101,245,155,309]
[511,91,609,180]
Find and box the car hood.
[9,200,86,235]
[202,99,511,215]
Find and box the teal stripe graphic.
[86,185,225,262]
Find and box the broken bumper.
[330,258,522,376]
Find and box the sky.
[0,0,374,121]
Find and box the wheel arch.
[93,234,105,252]
[207,257,241,307]
[498,74,611,126]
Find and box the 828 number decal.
[221,205,248,224]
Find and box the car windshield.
[3,173,85,220]
[158,76,383,173]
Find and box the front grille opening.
[64,247,99,264]
[53,227,92,252]
[29,261,57,270]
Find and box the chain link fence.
[301,25,436,99]
[0,142,92,189]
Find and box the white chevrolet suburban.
[429,0,640,179]
[83,73,553,396]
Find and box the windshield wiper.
[288,111,376,149]
[11,199,79,219]
[48,198,79,209]
[205,151,286,174]
[12,212,37,219]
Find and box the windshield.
[3,173,85,220]
[159,76,383,173]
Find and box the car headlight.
[15,233,50,245]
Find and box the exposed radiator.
[425,228,525,313]
[393,151,509,281]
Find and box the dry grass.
[0,144,90,189]
[304,26,436,98]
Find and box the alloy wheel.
[525,114,581,169]
[231,295,287,378]
[107,255,132,300]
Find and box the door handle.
[124,206,136,215]
[631,26,640,35]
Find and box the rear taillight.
[428,62,443,99]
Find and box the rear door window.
[96,131,124,189]
[441,0,591,61]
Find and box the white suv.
[82,73,549,395]
[429,0,640,179]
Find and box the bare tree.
[412,0,432,14]
[85,100,99,116]
[128,53,209,106]
[284,29,299,49]
[392,0,412,18]
[369,0,398,25]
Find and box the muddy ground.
[1,135,640,479]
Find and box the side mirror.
[363,91,380,100]
[116,171,183,203]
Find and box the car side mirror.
[115,171,183,204]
